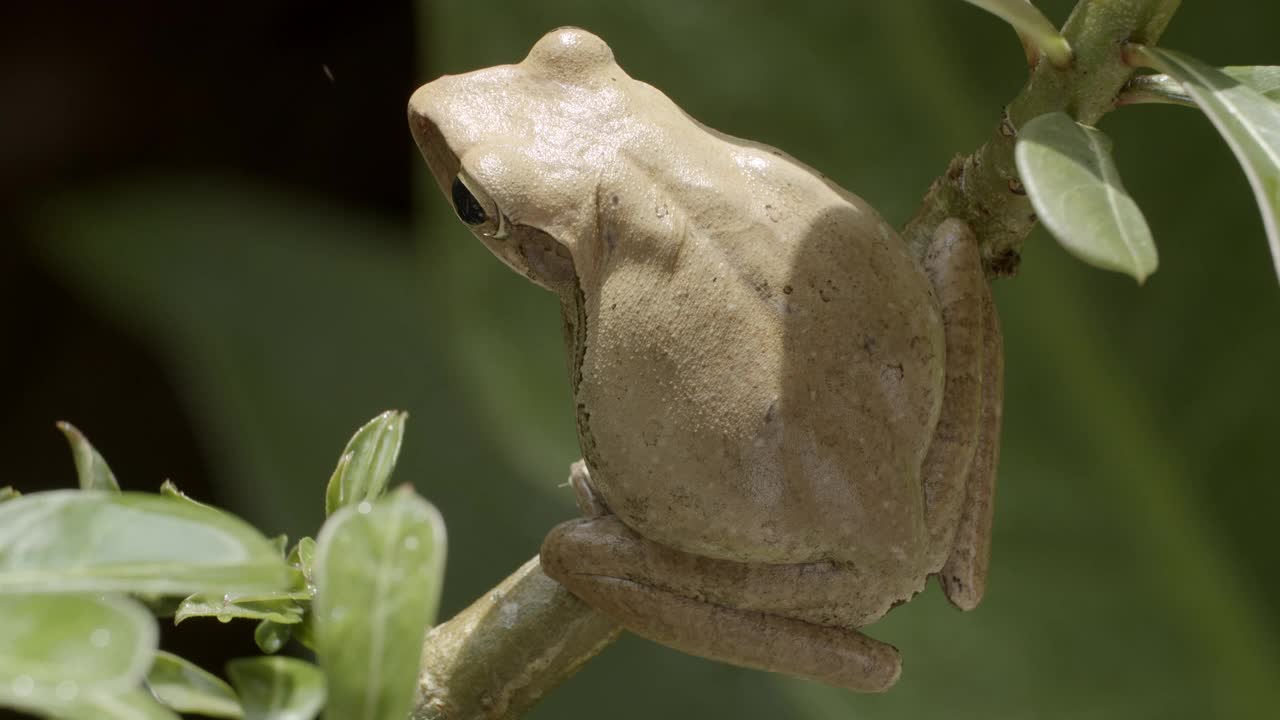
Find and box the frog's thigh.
[541,516,902,692]
[940,288,1003,610]
[920,219,987,565]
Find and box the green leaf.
[288,537,317,594]
[1221,66,1280,101]
[135,593,185,618]
[0,594,156,716]
[270,534,289,557]
[292,610,316,652]
[324,410,408,516]
[56,421,121,492]
[0,487,17,503]
[1016,111,1158,282]
[313,486,445,720]
[146,650,243,718]
[225,657,325,720]
[254,619,293,655]
[1121,66,1280,108]
[175,591,309,625]
[59,688,182,720]
[0,490,290,595]
[1132,47,1280,282]
[244,538,318,654]
[159,480,213,508]
[959,0,1071,67]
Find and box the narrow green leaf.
[0,487,18,503]
[324,410,408,516]
[0,594,156,716]
[270,534,289,557]
[292,610,316,652]
[1016,111,1158,282]
[254,619,293,655]
[313,486,445,720]
[0,490,290,595]
[176,591,310,625]
[1121,66,1280,108]
[226,657,325,720]
[287,537,316,594]
[1133,47,1280,283]
[56,421,121,492]
[159,479,213,508]
[959,0,1071,67]
[288,537,316,567]
[1221,66,1280,101]
[146,650,243,718]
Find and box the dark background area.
[3,1,1278,718]
[1,1,418,714]
[1,0,415,511]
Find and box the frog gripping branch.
[411,26,1002,695]
[409,1,1279,716]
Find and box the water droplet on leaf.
[89,628,110,648]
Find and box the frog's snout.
[406,84,437,139]
[406,85,460,195]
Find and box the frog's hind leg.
[542,514,902,692]
[919,219,988,573]
[939,286,1003,610]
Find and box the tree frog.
[409,27,1003,692]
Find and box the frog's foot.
[542,516,902,693]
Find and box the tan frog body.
[409,27,1003,692]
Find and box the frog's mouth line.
[507,223,577,292]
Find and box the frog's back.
[575,113,946,570]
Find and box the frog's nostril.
[451,177,487,225]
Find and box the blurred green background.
[3,1,1278,718]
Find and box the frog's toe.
[567,460,610,517]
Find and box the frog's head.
[409,27,629,295]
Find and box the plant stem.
[902,0,1182,274]
[411,1,1183,717]
[413,557,621,720]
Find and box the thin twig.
[413,558,620,720]
[903,0,1182,274]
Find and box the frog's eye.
[451,177,486,224]
[451,173,507,239]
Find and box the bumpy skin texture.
[409,28,1004,692]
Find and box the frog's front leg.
[541,513,902,693]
